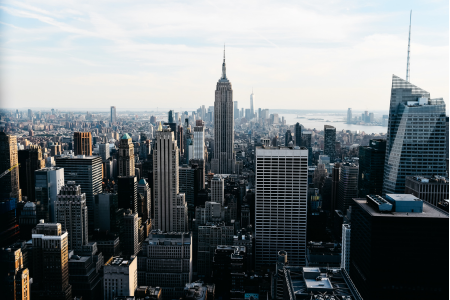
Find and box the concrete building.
[103,256,137,300]
[211,50,235,174]
[121,210,140,256]
[405,175,449,206]
[55,154,102,233]
[350,195,448,300]
[55,181,88,251]
[0,132,21,201]
[74,132,92,156]
[32,221,72,300]
[138,231,193,299]
[153,126,188,232]
[255,146,308,267]
[118,134,135,177]
[383,75,447,194]
[211,175,224,205]
[35,167,65,222]
[197,222,234,279]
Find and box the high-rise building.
[74,132,92,156]
[211,175,224,205]
[350,195,448,300]
[234,101,239,120]
[255,146,308,267]
[0,199,20,248]
[193,120,205,160]
[358,139,386,197]
[32,221,72,300]
[179,164,202,222]
[118,133,135,177]
[337,163,358,213]
[99,143,110,161]
[96,193,123,233]
[153,126,188,232]
[211,50,235,174]
[110,106,116,123]
[302,130,312,165]
[404,175,449,206]
[0,132,21,201]
[103,256,137,300]
[330,163,340,217]
[285,130,293,146]
[18,145,45,201]
[121,209,139,256]
[0,247,30,300]
[55,154,102,233]
[341,224,351,273]
[137,179,151,223]
[117,176,138,213]
[383,75,447,194]
[250,90,255,119]
[138,231,192,299]
[35,167,65,222]
[324,125,336,162]
[347,108,352,123]
[294,123,302,147]
[55,181,88,251]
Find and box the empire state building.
[211,49,235,174]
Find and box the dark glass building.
[350,195,448,300]
[358,139,386,197]
[117,176,138,213]
[295,122,302,147]
[383,75,447,194]
[324,125,336,162]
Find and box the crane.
[0,163,20,179]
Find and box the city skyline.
[0,1,448,111]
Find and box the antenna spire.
[406,10,412,82]
[221,44,227,79]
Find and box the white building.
[255,146,308,267]
[341,224,351,273]
[103,256,137,300]
[193,122,205,161]
[211,175,224,206]
[55,181,88,251]
[99,143,110,161]
[153,126,188,232]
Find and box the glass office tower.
[383,75,447,194]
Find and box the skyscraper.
[294,123,302,147]
[121,209,139,256]
[110,106,116,123]
[118,133,135,177]
[358,139,386,197]
[0,132,21,201]
[255,146,308,267]
[193,120,205,160]
[337,162,359,213]
[117,176,138,213]
[168,110,175,123]
[153,126,188,232]
[18,145,45,202]
[73,132,92,156]
[55,154,102,233]
[99,143,110,161]
[103,256,137,299]
[285,130,293,146]
[234,101,239,120]
[211,175,224,205]
[347,108,352,123]
[55,182,88,251]
[35,167,65,222]
[383,75,447,194]
[32,221,72,300]
[350,195,448,300]
[211,49,235,174]
[324,125,336,162]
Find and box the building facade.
[404,175,449,206]
[211,51,235,174]
[338,163,359,213]
[35,167,65,222]
[358,139,386,197]
[255,146,308,268]
[0,132,21,201]
[383,75,447,194]
[118,133,135,177]
[324,125,336,163]
[74,132,92,156]
[110,106,116,123]
[55,182,88,251]
[193,120,205,160]
[103,256,137,300]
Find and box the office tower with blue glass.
[324,125,336,162]
[383,75,447,194]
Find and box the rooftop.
[354,198,448,218]
[121,133,131,140]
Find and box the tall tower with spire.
[250,89,255,119]
[212,47,235,174]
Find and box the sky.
[0,0,448,111]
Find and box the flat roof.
[386,194,421,202]
[304,278,333,290]
[354,199,449,218]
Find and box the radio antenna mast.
[406,10,412,82]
